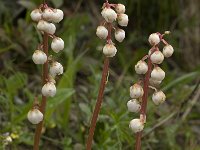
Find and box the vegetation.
[0,0,200,149]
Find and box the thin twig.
[33,33,49,150]
[86,57,110,150]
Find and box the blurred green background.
[0,0,200,149]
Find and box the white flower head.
[150,50,164,64]
[41,82,56,97]
[50,61,63,77]
[115,28,125,42]
[148,33,160,46]
[42,8,55,21]
[127,99,141,113]
[129,118,144,133]
[101,7,117,23]
[96,26,108,39]
[37,20,56,34]
[163,45,174,58]
[117,14,129,26]
[152,91,166,105]
[135,60,148,74]
[103,43,117,57]
[27,108,43,124]
[151,66,165,81]
[115,4,126,14]
[130,83,144,99]
[51,37,64,53]
[30,9,42,22]
[52,9,64,23]
[32,50,47,64]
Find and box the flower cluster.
[128,31,174,133]
[96,1,128,57]
[27,4,64,124]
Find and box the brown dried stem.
[33,33,49,150]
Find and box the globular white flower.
[114,28,125,42]
[152,91,166,105]
[32,50,47,64]
[150,50,164,64]
[151,67,165,81]
[37,20,56,35]
[42,8,55,21]
[96,26,108,39]
[129,118,144,133]
[115,4,126,14]
[52,9,64,23]
[30,9,42,22]
[102,44,117,57]
[49,61,63,77]
[27,108,43,124]
[127,99,141,113]
[130,83,144,99]
[101,8,117,23]
[51,37,64,53]
[42,82,56,97]
[148,33,160,46]
[163,45,174,58]
[135,60,148,74]
[117,14,128,26]
[149,77,162,86]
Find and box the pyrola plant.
[127,31,174,150]
[28,1,64,149]
[86,1,128,149]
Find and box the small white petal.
[96,26,108,39]
[101,8,117,23]
[127,99,141,113]
[115,28,125,42]
[51,37,64,53]
[117,14,128,26]
[52,9,64,23]
[42,82,56,97]
[150,51,164,64]
[115,4,126,14]
[130,84,144,99]
[135,60,148,74]
[32,50,47,64]
[163,45,174,57]
[151,67,165,81]
[42,8,55,21]
[27,108,43,124]
[102,44,117,57]
[49,62,63,77]
[129,118,144,133]
[148,33,160,46]
[30,9,42,22]
[152,91,166,105]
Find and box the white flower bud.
[101,8,117,23]
[130,83,144,99]
[51,37,64,53]
[102,44,117,57]
[117,14,128,26]
[163,45,174,58]
[148,33,160,46]
[30,9,42,22]
[127,99,141,113]
[50,62,63,77]
[151,67,165,81]
[32,50,47,64]
[135,60,148,74]
[37,20,56,34]
[150,51,164,64]
[27,108,43,124]
[42,82,56,97]
[115,4,126,14]
[52,9,64,23]
[152,91,166,105]
[149,77,162,86]
[129,118,144,133]
[42,8,55,21]
[96,26,108,39]
[114,28,125,42]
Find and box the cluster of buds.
[96,1,128,57]
[128,31,174,133]
[28,4,64,124]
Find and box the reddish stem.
[135,47,155,150]
[33,33,49,150]
[86,23,112,150]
